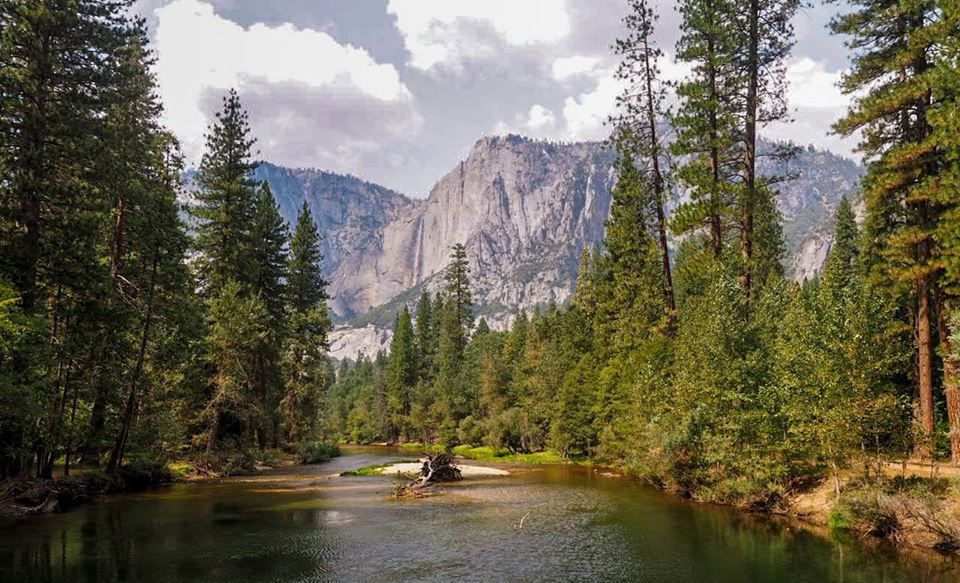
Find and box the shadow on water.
[1,446,958,583]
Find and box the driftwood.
[394,452,462,498]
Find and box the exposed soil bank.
[0,467,171,516]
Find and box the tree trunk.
[106,253,158,474]
[938,296,960,464]
[917,276,935,459]
[641,28,676,335]
[707,35,723,260]
[741,0,759,299]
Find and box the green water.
[2,446,958,582]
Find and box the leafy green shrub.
[828,508,849,531]
[457,416,485,446]
[839,487,902,539]
[485,408,540,453]
[298,441,340,464]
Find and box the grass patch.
[450,445,569,464]
[340,460,418,477]
[166,461,195,480]
[398,444,576,464]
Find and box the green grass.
[398,443,577,464]
[340,459,418,477]
[166,461,195,480]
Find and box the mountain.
[259,136,862,339]
[250,163,415,316]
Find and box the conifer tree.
[386,306,416,440]
[611,0,676,333]
[281,201,331,445]
[414,291,438,380]
[671,0,741,259]
[832,0,943,455]
[823,197,859,290]
[205,281,271,456]
[602,151,665,344]
[192,89,259,295]
[250,182,289,325]
[734,0,799,297]
[287,202,329,313]
[435,245,475,434]
[929,0,960,461]
[444,243,474,333]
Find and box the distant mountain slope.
[215,135,862,329]
[251,163,415,316]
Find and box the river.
[1,446,957,582]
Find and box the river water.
[1,446,957,582]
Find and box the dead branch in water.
[394,452,462,498]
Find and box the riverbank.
[375,441,960,558]
[0,443,341,517]
[0,464,172,516]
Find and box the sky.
[134,0,857,197]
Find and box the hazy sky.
[134,0,857,197]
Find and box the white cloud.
[552,55,599,80]
[387,0,571,71]
[785,58,847,109]
[526,104,556,130]
[153,0,418,165]
[765,58,857,157]
[561,71,621,139]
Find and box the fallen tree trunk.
[395,452,461,498]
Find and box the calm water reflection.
[1,446,958,582]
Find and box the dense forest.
[0,0,334,478]
[1,0,960,514]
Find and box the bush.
[485,408,540,453]
[839,487,902,540]
[298,441,340,464]
[457,416,485,446]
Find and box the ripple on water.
[1,450,958,583]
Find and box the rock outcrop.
[253,135,862,327]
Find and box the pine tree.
[928,0,960,461]
[434,245,475,435]
[611,0,676,333]
[414,291,438,381]
[385,306,416,440]
[671,0,741,259]
[192,89,259,296]
[832,0,943,456]
[281,200,331,446]
[734,0,799,297]
[823,197,859,290]
[287,202,329,313]
[250,182,289,326]
[602,151,665,345]
[444,243,474,333]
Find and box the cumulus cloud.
[387,0,571,71]
[552,55,599,80]
[526,104,557,130]
[767,57,857,156]
[153,0,420,172]
[784,57,847,109]
[562,74,621,140]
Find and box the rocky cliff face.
[252,163,415,316]
[330,136,616,319]
[260,135,863,328]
